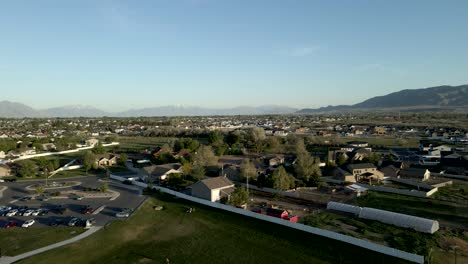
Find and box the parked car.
[31,209,42,216]
[75,196,84,201]
[115,208,132,218]
[49,219,63,226]
[81,205,93,214]
[6,209,18,217]
[122,180,133,185]
[68,217,80,227]
[4,221,17,228]
[52,206,67,215]
[37,196,49,201]
[22,219,35,228]
[23,209,35,217]
[19,196,32,201]
[38,209,49,216]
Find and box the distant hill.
[118,105,298,117]
[44,105,110,118]
[0,101,44,118]
[0,102,297,118]
[296,85,468,113]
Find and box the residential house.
[348,141,369,148]
[95,154,118,167]
[221,165,242,182]
[0,165,11,177]
[347,163,384,182]
[86,138,99,147]
[440,153,468,175]
[399,168,431,181]
[41,143,56,151]
[191,176,235,202]
[374,126,386,135]
[142,163,183,182]
[380,165,399,178]
[0,151,5,159]
[350,148,372,161]
[267,155,285,167]
[332,167,356,183]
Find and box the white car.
[6,209,18,217]
[23,209,35,217]
[68,217,80,227]
[115,211,130,218]
[32,209,42,216]
[22,219,35,228]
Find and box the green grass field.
[117,136,176,152]
[0,227,84,256]
[17,193,409,264]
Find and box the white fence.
[356,183,437,198]
[110,175,424,264]
[433,173,468,181]
[10,143,120,162]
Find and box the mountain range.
[0,85,467,117]
[0,102,298,118]
[297,85,468,113]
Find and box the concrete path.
[0,226,102,264]
[0,186,6,199]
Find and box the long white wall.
[110,175,424,264]
[10,143,120,162]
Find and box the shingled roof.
[347,163,376,171]
[199,176,234,190]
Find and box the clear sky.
[1,0,468,111]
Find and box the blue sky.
[1,0,468,111]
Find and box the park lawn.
[117,136,176,152]
[0,227,84,256]
[18,193,409,264]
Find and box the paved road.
[0,226,103,264]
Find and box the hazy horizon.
[1,1,468,111]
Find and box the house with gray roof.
[191,176,235,202]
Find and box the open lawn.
[18,193,408,264]
[0,227,84,256]
[117,136,176,152]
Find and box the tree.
[272,166,295,191]
[92,142,106,154]
[83,151,96,174]
[35,186,44,195]
[226,131,241,146]
[18,160,38,178]
[363,153,381,166]
[249,127,266,153]
[229,187,249,207]
[193,145,218,167]
[240,160,257,181]
[99,184,109,192]
[336,152,348,166]
[294,139,321,182]
[208,130,224,145]
[119,153,128,165]
[191,165,205,180]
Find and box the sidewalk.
[0,226,102,264]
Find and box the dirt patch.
[439,236,468,256]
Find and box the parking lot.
[0,176,147,228]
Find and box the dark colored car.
[122,180,133,185]
[49,219,64,226]
[4,221,17,228]
[81,206,93,214]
